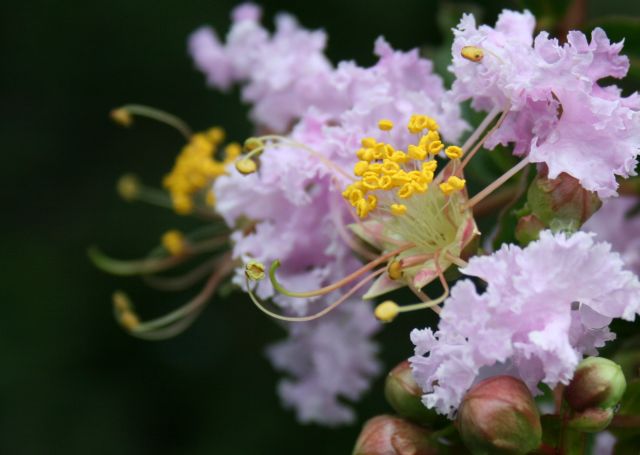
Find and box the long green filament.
[116,104,193,140]
[247,268,385,322]
[120,255,233,340]
[269,243,414,298]
[89,235,228,276]
[464,158,530,210]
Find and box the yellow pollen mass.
[387,260,403,279]
[461,46,484,62]
[245,260,266,281]
[390,203,407,216]
[378,119,394,131]
[408,144,427,161]
[116,173,140,201]
[162,230,186,256]
[236,158,258,175]
[354,161,369,176]
[163,126,236,214]
[361,137,377,148]
[440,176,466,196]
[375,300,399,323]
[445,145,463,160]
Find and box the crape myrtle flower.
[410,231,640,417]
[450,10,640,197]
[583,195,640,274]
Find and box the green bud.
[352,415,437,455]
[527,170,601,230]
[565,357,627,411]
[515,214,546,245]
[384,361,447,427]
[568,407,614,433]
[457,376,542,455]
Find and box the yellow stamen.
[354,161,369,176]
[162,230,186,256]
[439,176,466,196]
[375,300,399,322]
[461,46,484,62]
[117,174,140,201]
[390,203,407,216]
[361,137,377,148]
[378,119,394,131]
[110,108,133,127]
[245,260,266,281]
[236,158,258,175]
[445,145,463,160]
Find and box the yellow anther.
[349,188,364,206]
[411,180,428,193]
[428,141,444,155]
[447,176,466,190]
[375,300,399,323]
[116,174,140,201]
[356,148,375,161]
[119,311,140,331]
[391,151,409,164]
[445,145,463,160]
[354,161,369,176]
[362,175,380,190]
[378,119,394,131]
[392,172,411,186]
[356,199,370,218]
[110,108,133,127]
[243,137,264,152]
[407,114,431,134]
[407,144,427,160]
[390,203,408,216]
[372,143,386,160]
[361,137,377,148]
[381,160,400,175]
[379,175,393,189]
[366,194,378,210]
[162,230,187,256]
[440,176,466,196]
[224,143,242,160]
[113,291,132,313]
[398,183,414,199]
[419,130,440,147]
[206,190,216,207]
[245,260,266,281]
[172,194,193,215]
[206,127,226,144]
[387,260,403,279]
[368,163,383,174]
[383,144,396,159]
[235,158,258,175]
[422,161,438,173]
[461,46,484,62]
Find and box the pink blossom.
[410,231,640,416]
[450,10,640,197]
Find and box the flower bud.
[515,213,546,245]
[352,415,437,455]
[564,357,626,412]
[568,407,614,433]
[527,170,601,230]
[384,361,447,427]
[457,376,542,454]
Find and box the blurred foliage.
[2,0,640,453]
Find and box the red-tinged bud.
[515,214,546,245]
[527,170,602,231]
[457,376,542,454]
[352,415,437,455]
[564,357,626,412]
[568,407,614,433]
[385,361,447,427]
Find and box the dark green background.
[2,0,639,453]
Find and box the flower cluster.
[451,10,640,198]
[410,231,640,416]
[100,3,640,451]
